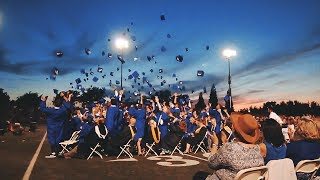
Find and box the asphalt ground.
[0,125,212,180]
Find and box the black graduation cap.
[108,53,112,58]
[206,45,209,50]
[71,86,74,88]
[159,69,163,73]
[53,89,58,94]
[185,48,189,52]
[128,69,131,72]
[102,75,106,78]
[160,14,166,21]
[97,67,103,73]
[160,76,163,79]
[150,69,154,73]
[152,55,155,59]
[173,73,176,77]
[56,51,63,57]
[137,83,141,86]
[70,82,73,85]
[161,46,167,52]
[52,67,59,76]
[197,70,204,77]
[135,45,138,51]
[192,90,194,93]
[93,77,99,82]
[90,71,94,75]
[118,55,125,64]
[80,69,86,74]
[161,82,164,86]
[117,67,119,71]
[162,80,166,83]
[86,78,89,80]
[179,81,183,85]
[142,72,145,76]
[128,75,133,79]
[176,78,178,81]
[167,34,171,38]
[131,36,136,41]
[75,78,81,84]
[127,28,130,32]
[131,85,134,88]
[46,77,49,80]
[107,39,111,42]
[116,80,120,85]
[147,56,152,61]
[110,72,114,76]
[85,48,91,55]
[176,55,183,62]
[83,79,87,82]
[85,73,89,77]
[102,51,105,56]
[131,22,134,25]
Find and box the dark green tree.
[0,88,10,130]
[209,83,218,108]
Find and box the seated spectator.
[259,119,286,164]
[184,118,207,153]
[160,120,187,154]
[206,113,264,180]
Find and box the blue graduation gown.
[131,108,146,141]
[105,105,119,136]
[158,112,169,139]
[39,100,71,146]
[209,107,222,134]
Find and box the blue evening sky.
[0,0,319,109]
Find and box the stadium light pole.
[115,37,129,89]
[222,49,237,109]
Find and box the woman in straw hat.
[206,113,264,180]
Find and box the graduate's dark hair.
[262,118,285,147]
[110,98,116,105]
[53,96,63,107]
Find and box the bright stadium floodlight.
[115,38,129,50]
[222,49,237,59]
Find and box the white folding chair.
[193,132,208,154]
[295,158,320,180]
[234,166,268,180]
[266,158,297,180]
[117,139,133,159]
[59,130,80,154]
[144,142,158,157]
[170,136,185,156]
[87,143,103,160]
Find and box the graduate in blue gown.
[105,98,119,137]
[39,92,72,158]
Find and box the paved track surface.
[0,125,212,180]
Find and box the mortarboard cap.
[56,51,63,57]
[102,51,105,56]
[131,36,136,41]
[110,72,114,76]
[206,45,209,50]
[131,85,134,88]
[127,28,130,32]
[142,77,147,83]
[93,77,99,82]
[197,70,204,77]
[97,67,103,73]
[135,45,138,51]
[75,78,82,84]
[172,73,176,77]
[53,67,59,76]
[85,48,91,55]
[167,34,171,38]
[133,57,139,61]
[117,67,119,71]
[80,69,86,74]
[161,46,167,52]
[160,15,166,21]
[159,69,163,73]
[85,73,89,77]
[179,81,183,85]
[176,55,183,62]
[107,39,111,42]
[77,84,82,89]
[132,71,139,78]
[142,72,145,76]
[147,56,152,61]
[116,80,120,85]
[150,69,154,73]
[128,75,133,79]
[185,48,189,52]
[137,83,141,86]
[128,69,131,72]
[53,89,58,94]
[107,53,112,58]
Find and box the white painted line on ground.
[183,154,208,162]
[22,131,47,180]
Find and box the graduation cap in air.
[179,81,183,85]
[53,89,58,94]
[110,72,114,76]
[142,72,145,76]
[127,28,130,32]
[160,76,163,79]
[52,67,59,76]
[161,46,167,52]
[85,48,91,55]
[90,71,94,75]
[176,55,183,62]
[102,51,105,56]
[80,69,86,74]
[93,77,99,82]
[206,45,210,50]
[185,48,189,52]
[150,69,154,73]
[160,14,166,21]
[117,67,119,71]
[131,22,134,25]
[116,80,120,85]
[197,70,204,77]
[134,91,140,96]
[161,82,164,86]
[135,45,138,51]
[56,51,63,57]
[107,53,112,58]
[172,73,176,77]
[131,85,135,88]
[192,90,195,93]
[50,74,56,81]
[162,80,166,84]
[167,34,171,38]
[102,75,106,78]
[70,82,73,85]
[128,69,132,72]
[128,75,133,80]
[77,84,82,89]
[133,57,139,61]
[142,77,147,83]
[172,84,179,91]
[131,36,136,41]
[148,82,152,88]
[159,69,163,73]
[83,79,87,82]
[147,56,152,61]
[97,67,103,73]
[118,55,125,64]
[107,39,111,42]
[132,71,139,78]
[137,83,141,86]
[109,80,112,86]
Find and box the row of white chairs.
[234,158,320,180]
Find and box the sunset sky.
[0,0,319,110]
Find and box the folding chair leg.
[117,147,126,159]
[144,143,158,157]
[87,143,103,160]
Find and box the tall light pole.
[222,49,237,110]
[115,37,129,89]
